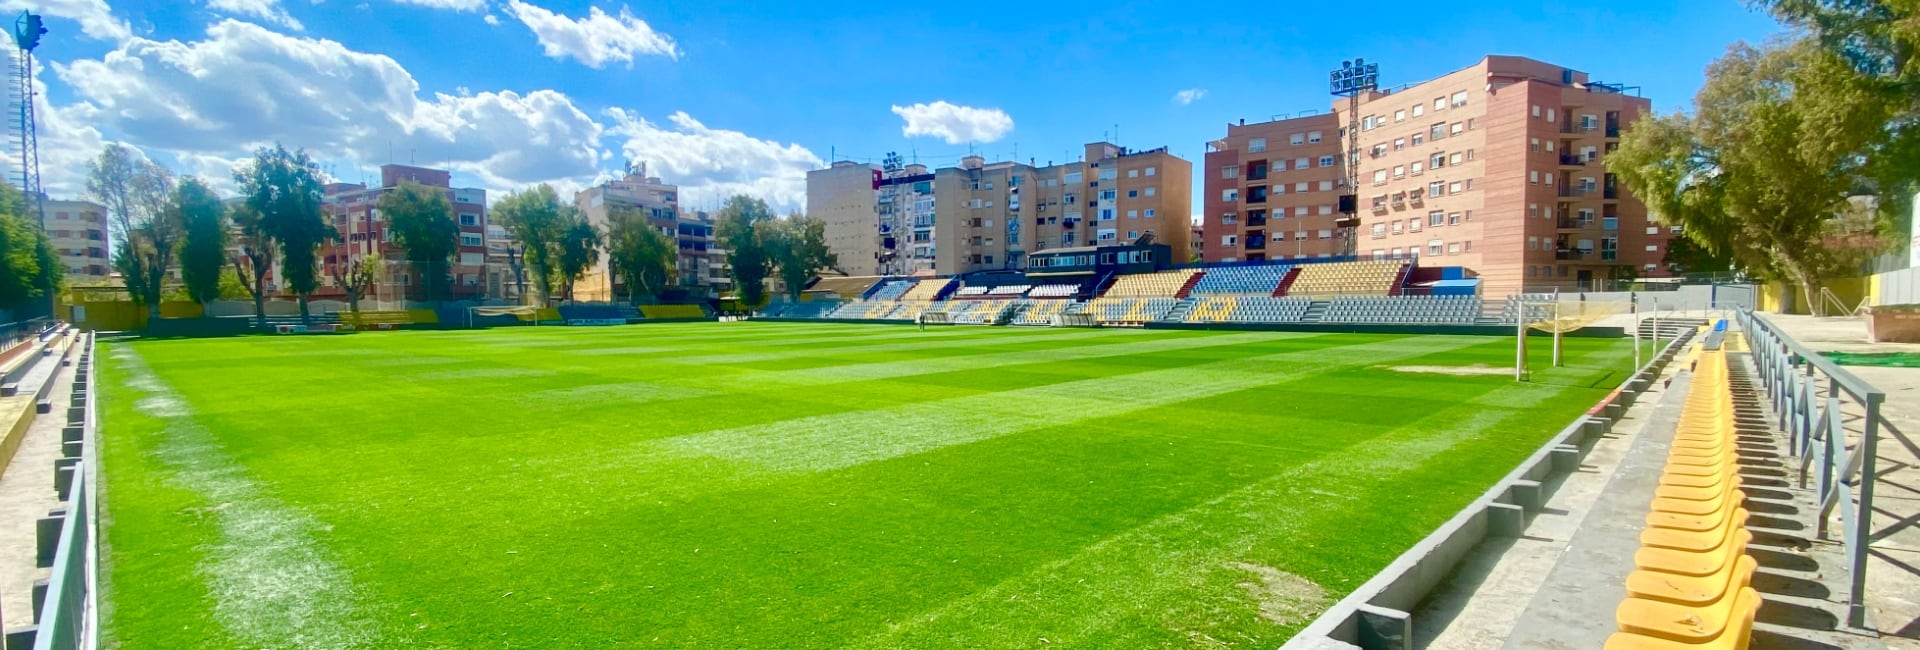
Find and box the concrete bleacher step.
[1300,301,1328,324]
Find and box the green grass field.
[97,322,1636,649]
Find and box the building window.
[1100,168,1117,180]
[1128,169,1139,178]
[1319,205,1333,215]
[1146,166,1156,176]
[460,234,483,246]
[1294,206,1308,217]
[1223,189,1239,202]
[1528,236,1539,251]
[1646,226,1661,235]
[1450,91,1468,107]
[1449,181,1463,195]
[1547,108,1557,122]
[1646,244,1660,252]
[1295,182,1309,193]
[1451,122,1464,135]
[1411,161,1425,175]
[1393,165,1406,179]
[1428,181,1445,196]
[1428,239,1444,256]
[1530,138,1541,152]
[1413,103,1425,117]
[1529,171,1539,184]
[1146,209,1156,218]
[1428,211,1445,226]
[1145,187,1156,197]
[1447,242,1461,255]
[1127,210,1138,218]
[1411,133,1425,147]
[1221,166,1239,179]
[1532,105,1542,117]
[1430,153,1446,169]
[1392,221,1403,235]
[1393,137,1406,151]
[1449,152,1463,166]
[1409,218,1422,233]
[1294,157,1310,170]
[1065,171,1083,183]
[1430,123,1446,140]
[1448,212,1461,225]
[1128,190,1138,198]
[1307,130,1323,143]
[1371,223,1387,238]
[1318,229,1332,239]
[1319,155,1335,167]
[1289,133,1305,145]
[1373,170,1388,185]
[1394,109,1406,122]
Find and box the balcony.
[1601,250,1619,261]
[1556,248,1591,261]
[1556,217,1592,230]
[1558,186,1596,198]
[1604,186,1619,199]
[1559,154,1588,166]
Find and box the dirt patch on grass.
[1229,562,1327,625]
[1384,363,1507,376]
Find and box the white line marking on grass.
[359,356,464,367]
[654,336,1490,473]
[109,347,382,649]
[851,378,1561,647]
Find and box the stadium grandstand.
[777,239,1496,329]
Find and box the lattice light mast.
[10,10,44,226]
[1329,59,1377,258]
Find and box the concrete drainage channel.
[1280,330,1697,650]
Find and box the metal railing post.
[1850,398,1882,629]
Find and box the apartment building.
[807,158,936,276]
[807,143,1192,276]
[675,209,732,297]
[575,164,679,301]
[322,164,488,304]
[1204,55,1669,296]
[1202,114,1346,264]
[40,199,109,282]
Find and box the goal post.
[1513,294,1632,382]
[469,305,542,329]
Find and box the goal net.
[1512,295,1632,381]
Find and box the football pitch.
[97,322,1638,648]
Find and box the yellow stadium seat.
[1604,588,1760,649]
[1615,587,1761,644]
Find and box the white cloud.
[207,0,305,31]
[604,109,821,212]
[40,19,814,213]
[889,101,1013,144]
[0,0,130,42]
[483,13,500,25]
[503,0,678,69]
[392,0,487,11]
[1173,88,1206,105]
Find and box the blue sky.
[9,0,1785,215]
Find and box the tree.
[556,209,602,302]
[1752,1,1920,233]
[229,203,277,328]
[328,252,380,313]
[88,144,176,317]
[604,206,676,303]
[492,185,568,306]
[235,143,334,325]
[1662,234,1736,276]
[0,184,59,315]
[1612,39,1899,311]
[715,195,775,308]
[765,213,837,301]
[378,180,458,304]
[173,178,229,313]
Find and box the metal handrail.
[1737,308,1882,629]
[32,332,94,650]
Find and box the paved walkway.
[1761,314,1920,648]
[0,335,77,633]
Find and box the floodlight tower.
[10,10,44,226]
[1329,59,1378,258]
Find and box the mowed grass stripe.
[654,335,1491,473]
[662,327,1152,366]
[685,330,1316,388]
[855,348,1600,647]
[103,346,384,649]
